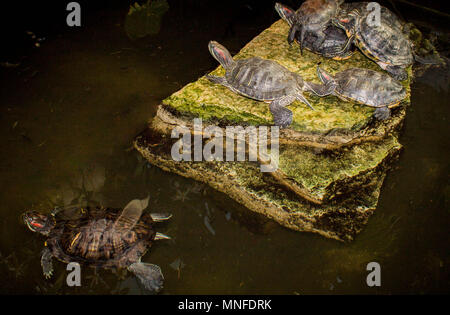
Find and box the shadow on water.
[0,0,449,294]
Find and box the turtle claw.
[41,247,54,279]
[150,213,172,222]
[43,269,53,279]
[155,232,171,240]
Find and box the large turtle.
[22,197,171,292]
[275,2,354,60]
[332,4,422,80]
[284,0,344,54]
[206,41,333,128]
[316,66,407,120]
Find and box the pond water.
[0,0,448,294]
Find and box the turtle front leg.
[206,75,233,90]
[128,262,164,293]
[287,24,300,46]
[304,81,336,97]
[41,247,54,279]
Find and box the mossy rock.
[134,19,410,241]
[276,136,401,203]
[134,127,397,241]
[162,20,411,146]
[148,106,401,204]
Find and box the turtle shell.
[340,2,404,31]
[297,0,342,28]
[225,57,297,101]
[297,23,355,59]
[46,206,155,269]
[333,68,407,107]
[354,6,413,67]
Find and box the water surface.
[0,1,448,294]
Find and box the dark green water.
[0,1,449,294]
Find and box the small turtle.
[284,0,344,54]
[22,197,171,292]
[206,41,333,128]
[332,4,422,80]
[275,2,354,60]
[316,66,407,120]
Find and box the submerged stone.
[134,127,398,241]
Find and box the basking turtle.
[332,4,420,80]
[275,2,354,60]
[316,66,407,120]
[284,0,344,54]
[338,2,405,31]
[22,197,172,292]
[206,41,333,128]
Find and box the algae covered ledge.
[134,19,411,241]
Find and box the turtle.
[206,41,334,128]
[22,197,172,292]
[284,0,344,54]
[332,4,424,81]
[315,66,407,120]
[275,2,354,60]
[338,2,405,31]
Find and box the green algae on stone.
[133,127,392,241]
[162,20,411,134]
[277,136,401,202]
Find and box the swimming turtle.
[332,4,421,80]
[275,2,354,60]
[284,0,344,54]
[206,41,333,128]
[22,197,171,292]
[316,66,407,120]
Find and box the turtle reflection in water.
[22,197,171,292]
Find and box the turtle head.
[275,3,296,27]
[316,66,336,86]
[22,211,55,235]
[332,14,356,35]
[208,41,234,70]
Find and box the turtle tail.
[208,41,235,70]
[413,51,443,65]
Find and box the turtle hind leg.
[269,96,296,128]
[381,64,408,81]
[373,107,391,120]
[128,262,164,292]
[41,247,54,279]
